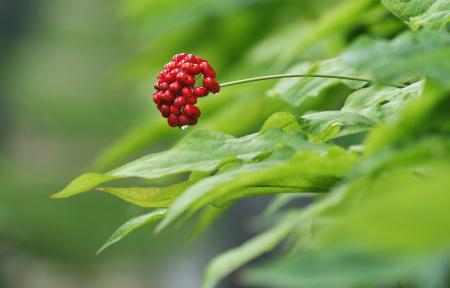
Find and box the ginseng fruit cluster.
[153,53,221,127]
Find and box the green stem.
[220,73,406,89]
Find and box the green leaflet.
[51,173,118,199]
[365,81,449,154]
[300,81,424,142]
[108,128,310,179]
[97,209,166,254]
[52,125,311,199]
[156,146,359,232]
[301,111,374,142]
[342,31,450,87]
[96,180,191,208]
[269,58,365,107]
[382,0,450,31]
[202,211,302,288]
[244,141,450,288]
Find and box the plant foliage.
[54,1,450,287]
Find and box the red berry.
[186,96,197,104]
[169,81,182,92]
[200,62,216,78]
[176,72,188,83]
[170,105,181,115]
[163,90,175,102]
[173,96,187,107]
[194,86,208,97]
[153,54,220,127]
[192,64,201,75]
[188,117,198,125]
[185,54,198,63]
[158,82,169,90]
[181,87,193,97]
[183,104,201,118]
[181,63,194,74]
[172,53,187,62]
[178,115,191,126]
[168,114,179,127]
[183,74,195,86]
[160,105,171,118]
[153,91,164,105]
[203,77,220,93]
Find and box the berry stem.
[220,73,406,88]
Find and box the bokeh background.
[0,0,406,287]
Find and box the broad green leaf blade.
[157,146,358,232]
[365,81,449,154]
[301,111,374,142]
[382,0,450,31]
[244,138,450,288]
[202,211,301,288]
[54,127,311,199]
[299,81,424,142]
[108,128,310,179]
[342,81,424,123]
[51,173,117,199]
[97,209,166,254]
[319,160,450,254]
[96,180,191,208]
[342,31,450,87]
[269,58,365,107]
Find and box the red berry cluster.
[153,53,221,127]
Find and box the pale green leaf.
[96,180,191,208]
[300,81,424,141]
[51,173,117,199]
[97,209,166,254]
[157,146,358,232]
[301,111,374,142]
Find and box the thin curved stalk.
[220,73,406,89]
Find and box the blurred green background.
[0,0,407,287]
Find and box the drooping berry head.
[153,53,220,128]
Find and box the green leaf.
[157,146,358,232]
[51,173,117,199]
[53,128,313,199]
[342,81,424,122]
[300,111,374,142]
[244,139,450,288]
[202,211,301,288]
[319,159,450,254]
[269,58,365,107]
[97,209,166,254]
[108,128,310,179]
[300,81,424,142]
[365,81,449,154]
[342,31,450,87]
[96,180,191,208]
[382,0,450,31]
